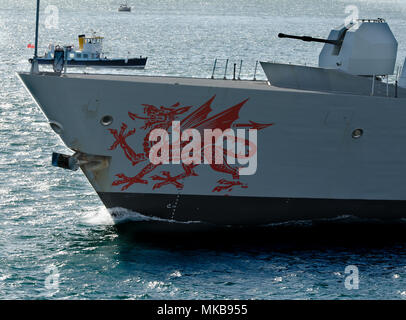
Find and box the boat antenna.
[31,0,40,74]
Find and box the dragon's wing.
[180,96,215,131]
[193,98,249,132]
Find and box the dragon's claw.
[212,179,248,193]
[151,171,185,190]
[112,173,148,191]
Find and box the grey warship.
[18,15,406,226]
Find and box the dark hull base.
[99,192,406,243]
[33,57,147,68]
[98,191,406,226]
[113,219,406,246]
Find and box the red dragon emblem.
[108,95,273,193]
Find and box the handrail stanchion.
[223,59,229,80]
[233,63,236,80]
[395,80,398,98]
[238,60,243,80]
[253,60,258,81]
[211,58,217,79]
[386,75,389,97]
[371,75,375,96]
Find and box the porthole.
[100,115,113,126]
[352,128,363,139]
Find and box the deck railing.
[210,59,260,81]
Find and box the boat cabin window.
[76,53,81,58]
[83,54,88,58]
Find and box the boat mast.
[31,0,40,74]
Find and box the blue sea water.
[1,0,406,299]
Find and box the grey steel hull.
[17,71,406,226]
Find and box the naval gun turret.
[278,19,398,76]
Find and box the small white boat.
[118,3,131,12]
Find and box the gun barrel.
[278,33,342,46]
